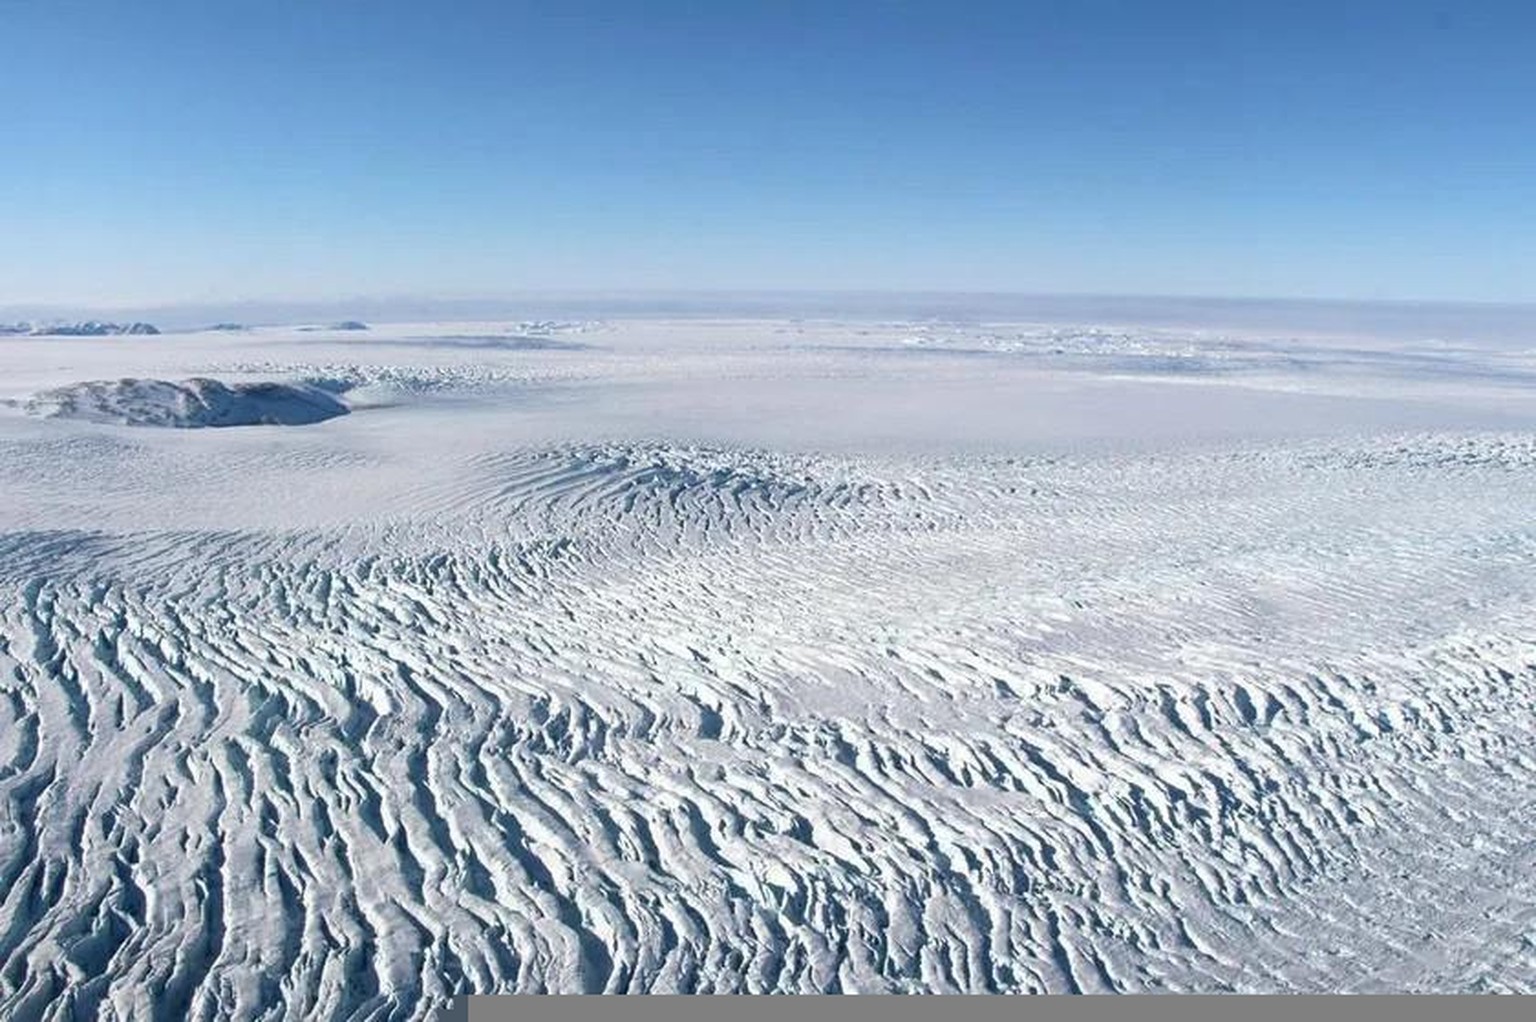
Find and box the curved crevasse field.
[2,316,1536,1017]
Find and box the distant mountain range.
[1,320,161,336]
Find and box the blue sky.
[3,1,1533,306]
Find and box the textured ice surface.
[2,312,1536,1016]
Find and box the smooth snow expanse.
[2,308,1536,1016]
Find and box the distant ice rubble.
[298,320,371,332]
[21,376,350,427]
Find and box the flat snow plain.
[3,309,1536,1016]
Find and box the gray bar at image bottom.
[448,994,1534,1022]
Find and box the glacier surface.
[1,311,1536,1016]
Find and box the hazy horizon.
[7,289,1536,347]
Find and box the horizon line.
[6,287,1536,320]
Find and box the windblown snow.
[2,309,1536,1017]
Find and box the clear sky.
[3,0,1533,307]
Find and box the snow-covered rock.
[21,320,161,336]
[23,376,349,427]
